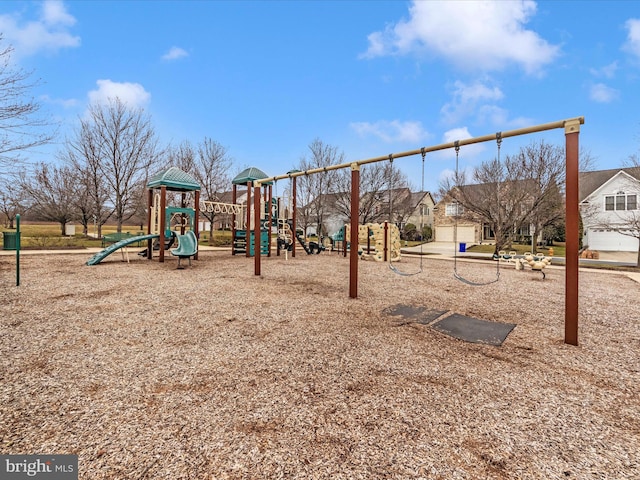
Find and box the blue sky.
[2,0,640,193]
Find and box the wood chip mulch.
[1,251,639,479]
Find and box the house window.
[517,225,531,236]
[483,224,495,240]
[605,193,638,211]
[421,205,430,216]
[445,203,463,216]
[605,196,614,211]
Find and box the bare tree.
[0,176,26,228]
[19,163,78,235]
[0,39,54,170]
[295,139,343,236]
[331,162,409,225]
[74,98,161,232]
[168,138,233,242]
[441,140,566,254]
[61,126,113,237]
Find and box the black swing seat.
[170,231,198,268]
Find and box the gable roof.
[437,179,537,205]
[147,167,200,191]
[579,167,640,201]
[409,191,435,208]
[232,166,273,185]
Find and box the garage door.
[587,229,639,252]
[436,225,475,243]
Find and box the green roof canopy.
[147,167,200,191]
[232,166,273,185]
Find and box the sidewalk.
[0,244,228,257]
[402,241,638,264]
[401,242,640,283]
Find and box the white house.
[580,168,640,252]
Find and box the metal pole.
[349,164,360,298]
[16,214,20,286]
[565,120,581,346]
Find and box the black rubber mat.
[431,314,516,346]
[383,304,448,325]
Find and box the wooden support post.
[565,120,581,346]
[146,188,153,260]
[254,184,261,275]
[349,164,360,298]
[267,185,272,257]
[343,225,347,257]
[194,190,200,260]
[159,186,167,263]
[276,196,281,257]
[384,221,388,262]
[246,182,252,258]
[292,176,297,258]
[231,185,237,255]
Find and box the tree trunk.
[60,221,67,236]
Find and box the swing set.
[249,117,584,345]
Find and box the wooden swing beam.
[253,116,584,346]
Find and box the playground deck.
[1,251,638,479]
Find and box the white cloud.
[589,83,619,103]
[623,18,640,60]
[361,0,559,74]
[589,61,618,79]
[40,94,78,108]
[88,80,151,108]
[0,0,80,57]
[440,127,486,160]
[162,46,189,61]
[350,119,429,143]
[443,127,472,144]
[440,80,504,124]
[42,0,76,26]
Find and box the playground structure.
[86,167,201,266]
[249,117,584,346]
[231,167,273,257]
[520,252,553,279]
[228,167,325,258]
[337,222,402,262]
[170,230,199,268]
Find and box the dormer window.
[445,202,463,216]
[605,193,637,211]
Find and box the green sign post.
[15,214,20,286]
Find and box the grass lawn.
[468,243,566,257]
[1,222,234,249]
